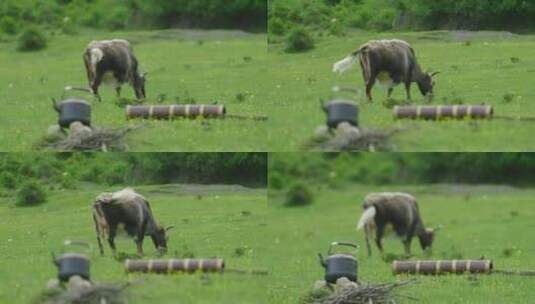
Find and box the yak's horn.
[165,225,175,231]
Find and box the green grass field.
[0,183,269,303]
[268,184,535,303]
[267,30,535,151]
[0,29,269,152]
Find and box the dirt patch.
[147,29,259,41]
[143,184,264,196]
[415,30,519,42]
[306,123,402,152]
[411,184,518,196]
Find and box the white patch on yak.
[89,48,104,66]
[333,55,358,74]
[376,72,395,89]
[112,188,138,202]
[116,223,129,239]
[357,206,377,230]
[102,71,119,87]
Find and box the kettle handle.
[51,98,60,113]
[62,240,92,253]
[319,99,328,113]
[318,253,327,268]
[51,251,59,266]
[328,242,359,255]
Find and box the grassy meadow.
[0,29,269,152]
[0,183,269,303]
[267,30,535,151]
[267,184,535,303]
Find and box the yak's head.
[133,72,147,100]
[151,225,174,254]
[419,228,435,251]
[417,72,440,98]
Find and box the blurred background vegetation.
[270,153,535,193]
[0,0,266,36]
[269,0,535,43]
[0,153,267,201]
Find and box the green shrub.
[328,21,346,36]
[16,180,47,206]
[269,17,287,36]
[17,27,47,52]
[0,172,17,189]
[285,27,315,53]
[269,172,285,190]
[285,182,313,207]
[103,162,130,185]
[0,16,18,35]
[60,17,78,35]
[366,8,396,31]
[103,7,130,30]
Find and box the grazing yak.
[92,188,173,256]
[83,39,146,101]
[356,192,436,256]
[333,39,439,101]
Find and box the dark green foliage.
[0,172,17,189]
[1,0,266,31]
[285,27,314,53]
[17,27,47,52]
[285,182,313,206]
[0,153,267,189]
[270,0,535,33]
[268,172,285,190]
[271,153,535,187]
[269,17,287,36]
[16,180,47,206]
[0,16,19,35]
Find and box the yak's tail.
[332,49,362,74]
[357,206,376,230]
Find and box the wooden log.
[126,105,226,120]
[392,260,493,275]
[124,259,225,274]
[393,105,493,120]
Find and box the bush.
[285,27,315,53]
[102,7,130,30]
[0,172,17,189]
[285,182,313,207]
[16,181,47,206]
[17,27,47,52]
[269,172,285,190]
[0,16,18,35]
[269,17,287,36]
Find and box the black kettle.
[318,242,359,284]
[52,98,92,129]
[321,99,359,129]
[52,240,91,282]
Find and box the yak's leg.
[364,224,373,257]
[375,224,385,253]
[405,82,412,101]
[107,226,117,256]
[403,238,412,256]
[135,233,144,257]
[91,73,103,102]
[365,74,377,102]
[115,86,122,98]
[93,215,105,256]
